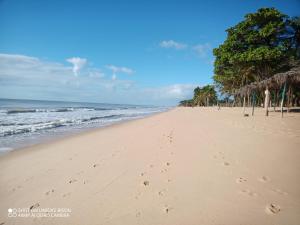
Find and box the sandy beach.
[0,107,299,225]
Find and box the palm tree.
[193,85,217,106]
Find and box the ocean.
[0,98,169,153]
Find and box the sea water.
[0,98,169,153]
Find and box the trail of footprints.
[212,150,286,216]
[41,131,175,217]
[213,151,231,167]
[7,129,286,220]
[9,149,122,215]
[136,131,175,217]
[138,162,173,216]
[162,131,174,145]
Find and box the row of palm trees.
[179,85,217,107]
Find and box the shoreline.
[0,107,299,225]
[0,108,173,158]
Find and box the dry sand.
[0,107,300,225]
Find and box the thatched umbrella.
[235,65,300,117]
[235,66,300,96]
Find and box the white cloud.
[88,68,105,78]
[159,40,213,62]
[0,54,70,78]
[106,65,134,75]
[144,84,196,100]
[0,53,39,64]
[0,54,133,102]
[192,43,211,58]
[159,40,187,50]
[0,53,197,105]
[66,57,87,76]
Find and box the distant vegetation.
[179,85,217,107]
[180,7,300,107]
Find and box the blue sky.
[0,0,299,105]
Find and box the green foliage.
[289,16,300,57]
[213,7,299,94]
[179,99,194,107]
[193,85,217,106]
[179,85,217,107]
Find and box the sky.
[0,0,299,106]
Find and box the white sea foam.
[0,147,13,152]
[0,99,170,152]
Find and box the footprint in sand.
[45,189,55,195]
[143,180,150,186]
[240,189,257,197]
[62,193,70,198]
[83,180,89,184]
[166,131,174,143]
[93,163,99,168]
[29,203,40,210]
[166,162,171,166]
[134,192,142,200]
[11,185,22,192]
[236,177,247,183]
[223,162,230,166]
[163,205,173,213]
[160,168,168,173]
[259,176,270,183]
[62,192,71,198]
[158,189,167,196]
[68,179,77,184]
[265,203,281,214]
[213,152,224,159]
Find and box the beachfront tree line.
[179,85,217,107]
[179,7,300,107]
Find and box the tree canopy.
[179,7,299,107]
[179,85,217,107]
[213,8,300,95]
